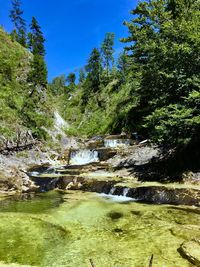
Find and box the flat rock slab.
[178,239,200,266]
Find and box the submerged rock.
[178,239,200,266]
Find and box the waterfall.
[54,111,69,129]
[109,187,116,195]
[99,186,133,202]
[104,139,130,148]
[123,187,130,197]
[70,149,99,165]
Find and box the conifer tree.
[117,51,129,82]
[67,73,76,86]
[85,48,102,92]
[81,48,102,106]
[28,17,45,56]
[79,68,85,84]
[10,0,26,47]
[101,32,115,75]
[122,0,200,147]
[28,17,47,89]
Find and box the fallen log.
[0,131,40,154]
[0,142,39,154]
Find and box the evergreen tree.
[79,68,85,84]
[85,48,102,92]
[10,0,26,47]
[117,51,129,83]
[28,17,47,88]
[101,32,115,75]
[81,48,102,105]
[67,73,76,86]
[22,17,48,137]
[28,17,45,56]
[122,0,200,148]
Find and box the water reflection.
[0,191,63,213]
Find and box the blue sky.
[1,0,137,81]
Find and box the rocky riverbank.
[1,135,200,266]
[0,135,81,193]
[1,134,200,201]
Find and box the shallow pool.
[0,190,198,266]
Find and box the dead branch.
[89,259,96,267]
[0,130,40,155]
[148,254,153,267]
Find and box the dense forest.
[1,0,200,158]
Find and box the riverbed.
[0,190,198,266]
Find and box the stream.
[0,135,199,266]
[0,190,199,266]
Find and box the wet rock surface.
[178,239,200,266]
[1,134,200,208]
[107,145,160,168]
[28,162,200,206]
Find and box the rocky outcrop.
[0,167,38,193]
[178,239,200,266]
[28,161,200,206]
[107,145,160,168]
[110,185,200,206]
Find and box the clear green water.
[0,190,199,267]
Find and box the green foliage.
[28,54,47,88]
[49,75,67,95]
[79,68,85,84]
[0,29,52,139]
[101,32,115,74]
[28,17,45,56]
[28,17,47,89]
[0,29,29,137]
[66,73,76,85]
[117,51,130,83]
[122,0,200,147]
[66,72,76,91]
[81,48,102,105]
[9,0,26,47]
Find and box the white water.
[123,187,130,196]
[99,193,134,202]
[54,111,69,130]
[70,149,99,165]
[28,171,40,177]
[109,187,116,195]
[104,139,131,148]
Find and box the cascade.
[70,149,99,165]
[104,139,130,148]
[123,187,130,197]
[109,187,116,195]
[54,111,69,129]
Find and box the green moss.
[0,190,199,266]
